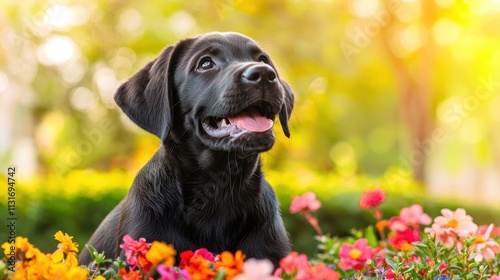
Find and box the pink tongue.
[228,108,273,132]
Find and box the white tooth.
[221,119,229,127]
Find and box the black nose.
[242,64,277,86]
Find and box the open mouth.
[202,101,275,139]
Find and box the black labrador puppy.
[79,32,294,267]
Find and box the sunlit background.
[1,0,500,253]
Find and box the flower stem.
[304,212,323,236]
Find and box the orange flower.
[1,237,38,260]
[145,241,176,266]
[51,231,79,266]
[119,267,143,280]
[376,219,389,232]
[215,250,246,279]
[185,254,217,280]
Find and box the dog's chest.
[181,181,262,247]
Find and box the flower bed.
[1,187,500,280]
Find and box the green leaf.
[214,268,225,280]
[364,225,378,247]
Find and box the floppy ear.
[279,81,295,138]
[114,46,176,141]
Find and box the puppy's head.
[115,32,294,153]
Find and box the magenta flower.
[338,238,375,270]
[119,234,151,267]
[157,264,191,280]
[359,188,386,209]
[488,275,500,280]
[290,192,321,213]
[193,248,215,262]
[399,204,431,227]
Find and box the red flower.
[384,269,397,279]
[290,192,321,213]
[180,250,195,268]
[359,188,386,209]
[388,228,420,251]
[338,238,375,270]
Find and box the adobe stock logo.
[340,0,402,62]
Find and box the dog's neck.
[161,140,263,190]
[158,142,264,218]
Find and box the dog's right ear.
[114,46,176,141]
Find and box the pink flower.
[157,264,191,280]
[488,275,500,280]
[359,188,386,209]
[470,224,500,262]
[425,223,458,248]
[388,217,408,232]
[277,251,309,274]
[290,192,321,213]
[432,208,478,237]
[233,258,281,280]
[399,204,431,227]
[119,234,151,267]
[274,252,339,280]
[338,238,375,270]
[478,224,500,237]
[307,262,340,280]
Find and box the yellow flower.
[6,233,88,280]
[2,237,39,261]
[145,241,176,266]
[1,241,12,257]
[51,231,79,266]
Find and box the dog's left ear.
[279,81,295,138]
[114,45,180,141]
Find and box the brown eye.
[258,56,269,64]
[198,58,215,71]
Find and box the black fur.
[79,32,294,268]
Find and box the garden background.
[1,0,500,257]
